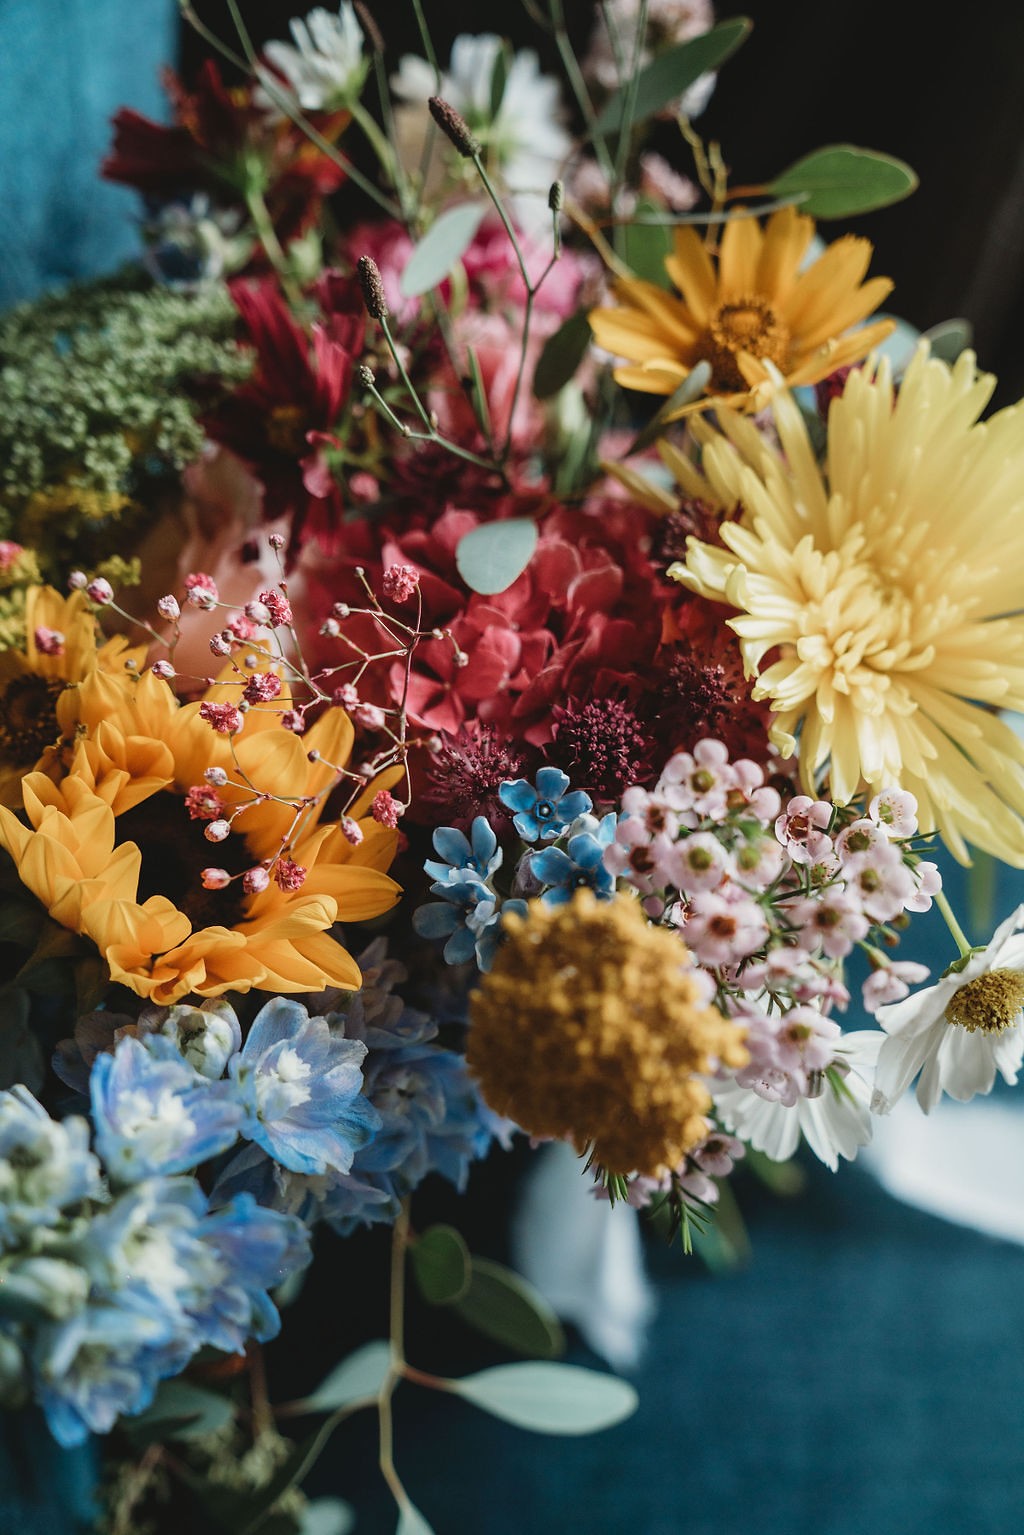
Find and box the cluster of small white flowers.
[606,742,943,1169]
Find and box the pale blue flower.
[424,817,503,884]
[0,1087,102,1249]
[414,876,527,971]
[531,812,618,904]
[141,999,243,1080]
[90,1036,243,1184]
[228,999,380,1176]
[498,767,592,842]
[191,1193,311,1352]
[33,1302,173,1447]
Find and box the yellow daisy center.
[697,296,790,392]
[945,970,1024,1035]
[0,675,65,766]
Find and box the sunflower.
[0,585,145,808]
[670,346,1024,865]
[587,204,894,411]
[0,657,401,1004]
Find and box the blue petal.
[535,766,571,800]
[413,903,460,939]
[512,810,542,842]
[443,926,478,966]
[567,834,605,870]
[433,825,472,867]
[531,847,573,885]
[558,790,594,823]
[499,779,538,812]
[470,816,498,864]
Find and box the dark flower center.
[116,792,250,932]
[0,675,66,766]
[697,297,791,393]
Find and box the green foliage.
[923,317,974,366]
[448,1256,566,1359]
[451,1361,638,1435]
[596,18,753,132]
[409,1224,471,1304]
[621,208,674,287]
[768,145,918,219]
[299,1340,391,1414]
[123,1379,236,1445]
[455,518,538,595]
[399,203,488,298]
[298,1500,355,1535]
[533,310,592,399]
[0,268,248,578]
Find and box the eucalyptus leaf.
[455,518,538,595]
[410,1224,471,1304]
[300,1340,390,1414]
[451,1361,638,1435]
[922,317,973,365]
[621,217,674,287]
[533,310,592,399]
[768,145,918,219]
[596,18,752,132]
[399,203,488,298]
[397,1503,437,1535]
[299,1498,356,1535]
[124,1379,235,1445]
[450,1257,565,1358]
[625,361,712,453]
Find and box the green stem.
[936,888,973,959]
[245,186,303,309]
[378,1202,412,1515]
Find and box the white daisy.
[712,1031,880,1171]
[259,5,368,113]
[872,905,1024,1115]
[390,35,570,233]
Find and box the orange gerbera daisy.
[588,204,894,411]
[0,585,145,807]
[0,657,401,1004]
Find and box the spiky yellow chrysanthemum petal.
[467,891,748,1176]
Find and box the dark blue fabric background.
[3,4,1024,1525]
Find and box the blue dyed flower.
[228,999,380,1176]
[189,1194,311,1353]
[414,877,527,971]
[531,812,618,904]
[0,1087,102,1249]
[424,817,502,884]
[90,1036,243,1184]
[33,1302,174,1447]
[499,767,592,842]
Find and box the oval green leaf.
[451,1257,565,1358]
[768,145,918,219]
[597,18,752,133]
[922,317,973,365]
[455,518,538,595]
[400,203,488,298]
[451,1361,638,1435]
[125,1379,235,1444]
[301,1339,391,1414]
[410,1224,471,1304]
[533,309,593,399]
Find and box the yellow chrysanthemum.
[0,585,145,808]
[671,346,1024,865]
[0,659,401,1004]
[588,204,894,411]
[467,891,747,1177]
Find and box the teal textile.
[0,0,176,306]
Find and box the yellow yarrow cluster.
[467,891,748,1177]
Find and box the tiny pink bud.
[243,866,271,895]
[157,595,181,621]
[86,578,114,605]
[269,533,286,550]
[150,659,175,680]
[332,602,351,620]
[245,600,272,625]
[333,683,359,710]
[204,819,232,842]
[209,634,232,657]
[204,766,229,786]
[341,816,364,846]
[33,627,65,656]
[382,563,420,604]
[280,709,306,733]
[68,571,88,590]
[307,749,321,763]
[200,867,231,890]
[273,858,307,891]
[320,618,341,638]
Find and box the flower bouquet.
[3,3,1024,1530]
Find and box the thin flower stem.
[377,1201,411,1515]
[245,187,304,309]
[936,888,973,959]
[549,0,615,182]
[610,0,649,198]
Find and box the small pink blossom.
[243,672,283,704]
[184,572,219,609]
[728,758,782,823]
[86,577,114,605]
[204,766,229,786]
[258,588,293,627]
[341,816,364,845]
[33,627,65,656]
[862,960,931,1013]
[226,613,260,642]
[209,633,232,657]
[244,599,272,625]
[0,541,25,570]
[273,858,307,891]
[204,819,231,843]
[869,788,919,838]
[157,595,181,621]
[789,888,869,959]
[372,790,401,828]
[68,571,88,590]
[835,818,890,861]
[185,785,225,821]
[905,859,942,913]
[200,867,231,890]
[333,683,360,710]
[774,796,833,864]
[684,888,768,966]
[670,831,733,893]
[199,701,244,735]
[843,848,916,924]
[382,564,421,604]
[280,709,306,733]
[150,659,175,681]
[660,739,735,820]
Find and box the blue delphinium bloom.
[0,1087,102,1248]
[228,998,380,1176]
[33,1302,175,1447]
[90,1035,243,1184]
[498,767,592,842]
[424,817,503,884]
[531,812,618,904]
[191,1193,311,1352]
